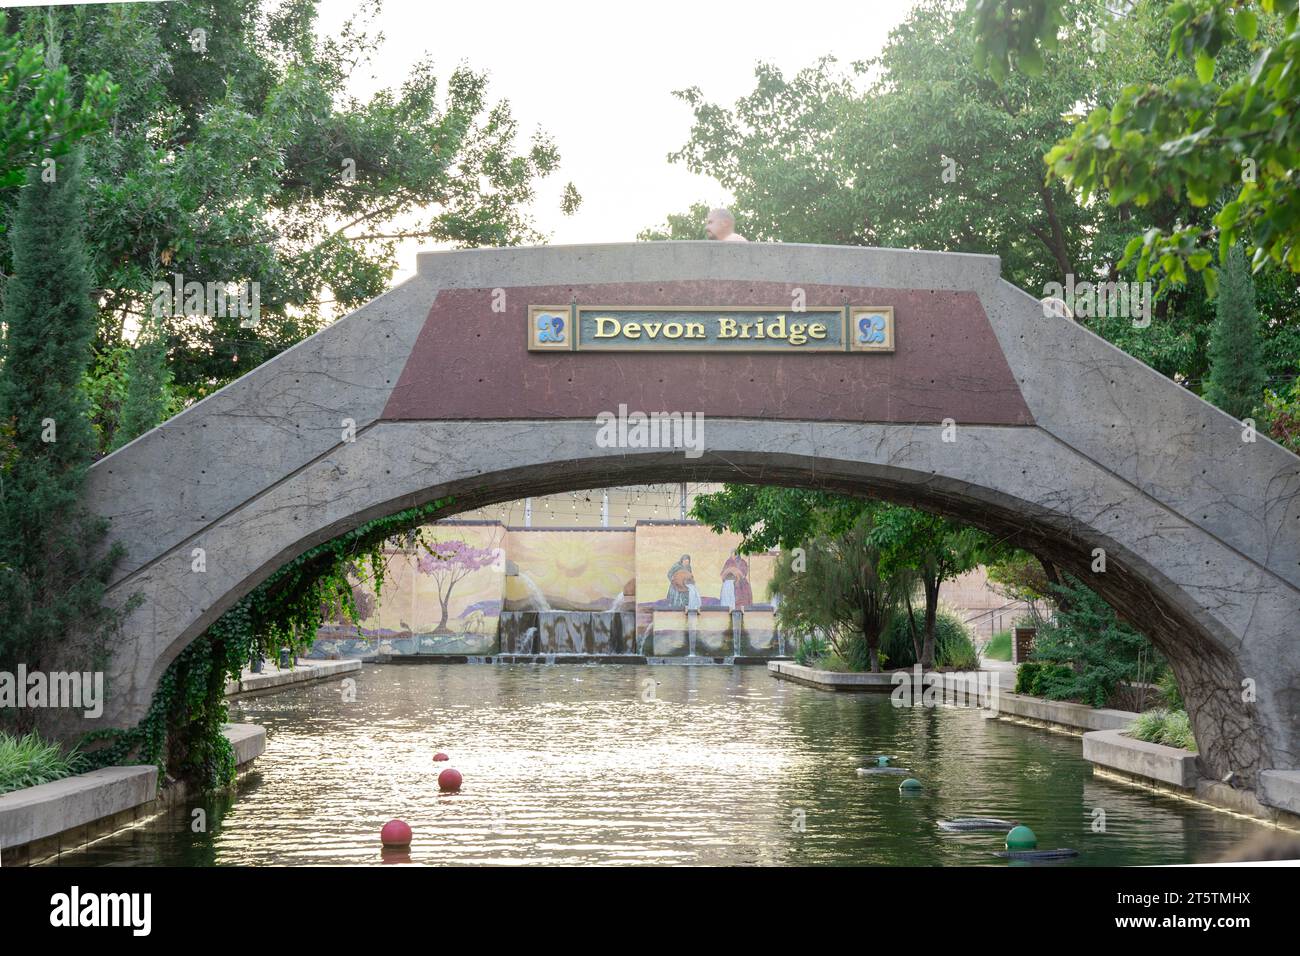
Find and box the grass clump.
[0,731,82,795]
[1128,708,1197,752]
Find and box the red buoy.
[433,752,450,762]
[381,819,412,847]
[438,768,463,792]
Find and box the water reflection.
[51,665,1266,866]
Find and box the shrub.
[984,630,1012,661]
[881,606,978,669]
[1030,577,1152,707]
[1015,660,1040,694]
[816,650,856,672]
[1129,708,1197,752]
[794,632,829,666]
[0,731,82,795]
[839,630,875,671]
[808,630,884,673]
[1014,660,1076,698]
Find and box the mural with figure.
[720,551,754,609]
[634,522,776,655]
[311,519,782,659]
[665,553,697,609]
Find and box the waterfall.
[514,571,552,611]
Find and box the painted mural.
[502,529,635,612]
[633,522,777,655]
[310,519,781,659]
[313,522,506,656]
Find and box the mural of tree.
[416,539,498,633]
[322,583,376,626]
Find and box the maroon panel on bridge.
[383,281,1032,425]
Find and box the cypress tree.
[0,146,120,697]
[1205,245,1266,420]
[111,315,173,451]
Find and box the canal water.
[52,664,1265,866]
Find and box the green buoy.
[1005,825,1037,850]
[899,778,923,792]
[877,756,889,767]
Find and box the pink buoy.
[433,752,450,762]
[438,768,463,792]
[381,819,412,847]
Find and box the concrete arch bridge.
[78,242,1300,805]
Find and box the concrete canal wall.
[225,658,361,698]
[2,660,356,867]
[0,724,265,867]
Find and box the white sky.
[314,0,921,279]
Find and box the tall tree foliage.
[768,512,903,672]
[0,27,113,191]
[690,484,862,552]
[2,1,580,449]
[111,317,175,451]
[0,148,121,704]
[650,0,1300,391]
[1205,244,1266,418]
[973,0,1300,293]
[654,0,1116,286]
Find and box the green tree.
[3,1,580,414]
[656,0,1300,387]
[1204,244,1266,418]
[692,485,1000,668]
[111,316,175,451]
[1028,576,1158,707]
[972,0,1300,292]
[1262,375,1300,451]
[0,148,121,708]
[769,512,903,672]
[656,1,1127,287]
[690,484,862,552]
[0,26,114,190]
[985,548,1056,624]
[867,508,998,668]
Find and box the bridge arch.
[81,242,1300,794]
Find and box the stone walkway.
[224,658,362,697]
[980,657,1016,689]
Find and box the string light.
[451,484,717,528]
